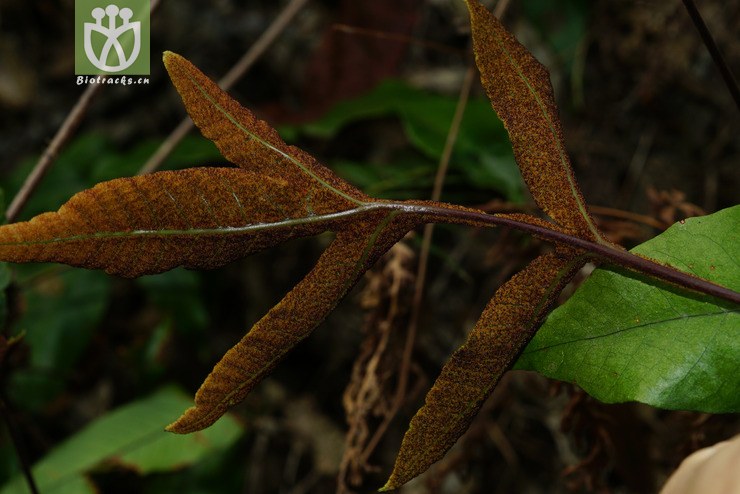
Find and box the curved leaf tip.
[162,49,371,207]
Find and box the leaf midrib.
[489,24,603,242]
[0,204,390,246]
[522,308,739,354]
[390,253,587,486]
[448,254,584,408]
[184,72,366,206]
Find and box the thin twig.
[332,24,463,57]
[680,0,740,111]
[6,0,163,223]
[480,201,667,231]
[360,66,476,463]
[409,67,475,384]
[137,0,309,175]
[413,67,476,317]
[361,0,513,462]
[617,127,655,210]
[493,0,512,19]
[429,69,477,204]
[6,83,103,223]
[218,0,309,91]
[394,202,740,305]
[588,205,667,230]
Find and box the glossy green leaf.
[516,206,740,412]
[0,387,243,494]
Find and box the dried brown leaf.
[382,250,587,489]
[465,0,603,241]
[340,242,416,488]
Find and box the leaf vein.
[185,73,366,206]
[524,309,739,354]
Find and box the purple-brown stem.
[397,203,740,305]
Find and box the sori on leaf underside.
[0,0,737,489]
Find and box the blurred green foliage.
[521,0,590,72]
[0,387,243,494]
[6,134,223,222]
[8,267,110,410]
[287,80,525,202]
[0,134,228,490]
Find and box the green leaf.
[521,0,590,72]
[516,206,740,412]
[7,268,111,409]
[297,80,524,200]
[137,268,208,335]
[14,268,110,370]
[0,387,243,494]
